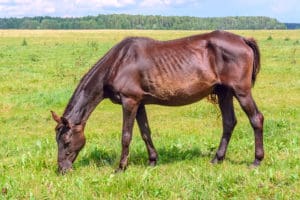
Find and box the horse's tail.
[244,38,261,86]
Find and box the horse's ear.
[61,117,71,129]
[51,111,61,123]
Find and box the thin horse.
[51,30,264,173]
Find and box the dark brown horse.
[51,30,264,173]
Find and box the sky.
[0,0,299,23]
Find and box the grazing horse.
[51,30,264,173]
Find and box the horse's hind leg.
[136,104,158,166]
[211,86,237,164]
[235,91,264,166]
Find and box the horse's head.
[51,111,86,174]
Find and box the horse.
[51,30,264,174]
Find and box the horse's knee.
[122,132,132,147]
[251,112,264,130]
[141,133,149,142]
[224,117,237,132]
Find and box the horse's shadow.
[77,145,217,168]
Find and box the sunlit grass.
[0,30,299,199]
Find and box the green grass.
[0,30,299,199]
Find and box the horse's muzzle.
[58,160,72,174]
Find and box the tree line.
[0,15,287,30]
[285,23,300,29]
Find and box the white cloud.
[139,0,196,7]
[75,0,135,8]
[140,0,166,7]
[0,0,135,17]
[14,0,32,4]
[0,0,56,17]
[271,0,298,14]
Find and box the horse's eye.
[56,126,63,133]
[57,125,71,135]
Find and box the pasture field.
[0,30,299,199]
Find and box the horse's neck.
[63,63,107,125]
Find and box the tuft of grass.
[29,54,40,62]
[87,40,99,51]
[267,35,273,40]
[21,38,28,46]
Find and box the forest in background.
[285,23,300,29]
[0,15,290,30]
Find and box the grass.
[0,30,299,199]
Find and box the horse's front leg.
[136,104,158,166]
[117,97,139,172]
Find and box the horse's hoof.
[249,159,261,169]
[149,160,157,166]
[114,168,124,173]
[115,165,127,173]
[211,156,223,164]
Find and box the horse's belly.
[144,77,215,106]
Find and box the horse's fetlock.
[256,150,264,161]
